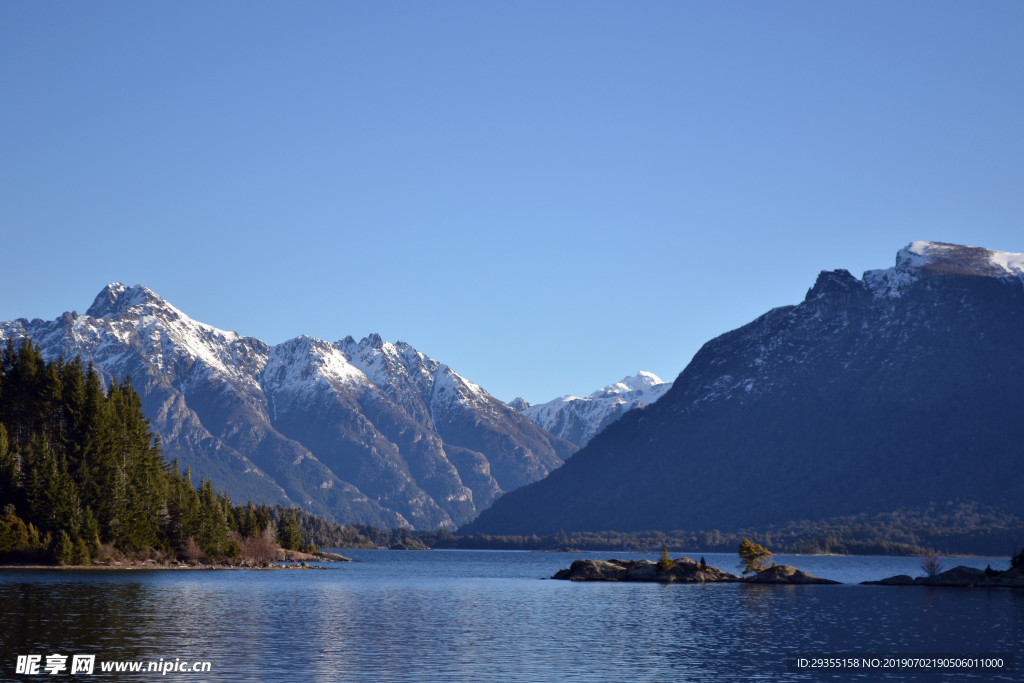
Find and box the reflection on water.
[0,553,1020,681]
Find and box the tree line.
[0,339,306,565]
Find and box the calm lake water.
[0,551,1020,681]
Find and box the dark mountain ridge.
[464,241,1024,535]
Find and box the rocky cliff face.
[465,242,1024,535]
[1,284,576,529]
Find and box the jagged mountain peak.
[589,371,667,399]
[519,371,671,447]
[805,269,862,301]
[87,283,167,319]
[508,397,531,412]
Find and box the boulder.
[552,559,628,581]
[862,574,915,586]
[994,566,1024,587]
[922,565,988,587]
[745,564,840,585]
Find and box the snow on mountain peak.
[865,241,1024,297]
[589,371,666,399]
[521,372,671,446]
[262,335,368,403]
[902,241,1024,277]
[75,283,258,387]
[86,283,166,319]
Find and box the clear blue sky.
[2,2,1022,403]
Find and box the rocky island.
[552,555,838,584]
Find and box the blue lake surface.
[0,550,1020,681]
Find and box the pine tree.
[0,506,30,554]
[72,537,91,565]
[80,507,101,551]
[52,529,74,565]
[656,547,676,572]
[196,478,229,557]
[738,539,773,575]
[0,424,18,507]
[277,509,302,551]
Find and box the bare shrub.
[182,537,204,565]
[921,550,944,578]
[94,543,119,565]
[238,528,278,567]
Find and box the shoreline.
[0,549,354,571]
[0,564,315,571]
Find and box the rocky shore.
[552,557,837,584]
[863,564,1024,588]
[0,549,354,571]
[554,556,1024,587]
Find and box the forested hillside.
[0,338,302,565]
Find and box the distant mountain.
[511,372,670,447]
[464,241,1024,535]
[0,284,576,530]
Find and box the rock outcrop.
[864,565,1024,588]
[552,557,838,584]
[745,564,840,584]
[552,557,739,583]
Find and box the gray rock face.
[0,284,577,529]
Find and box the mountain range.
[510,372,670,447]
[465,241,1024,535]
[0,284,576,529]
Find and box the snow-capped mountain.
[0,284,576,529]
[512,372,671,446]
[466,241,1024,535]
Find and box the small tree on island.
[657,547,676,572]
[738,539,773,575]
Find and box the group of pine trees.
[0,338,306,565]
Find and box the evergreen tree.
[52,529,74,565]
[196,478,229,556]
[240,501,260,537]
[0,505,31,554]
[80,507,101,551]
[0,424,18,506]
[738,539,773,575]
[656,547,676,572]
[277,509,302,551]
